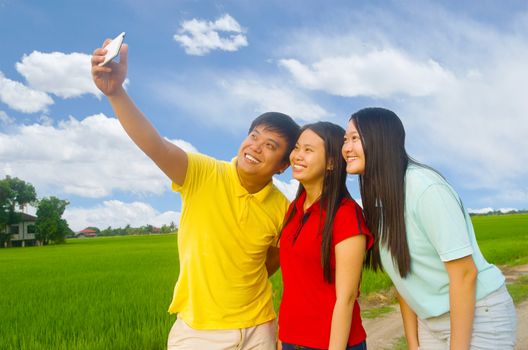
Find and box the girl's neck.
[303,182,322,211]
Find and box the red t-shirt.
[278,191,373,349]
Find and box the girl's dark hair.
[350,107,411,278]
[282,121,351,282]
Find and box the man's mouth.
[245,153,261,164]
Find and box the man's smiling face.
[236,125,289,184]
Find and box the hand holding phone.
[99,32,126,66]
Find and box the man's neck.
[236,168,270,194]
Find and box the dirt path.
[361,264,528,350]
[362,305,403,350]
[516,300,528,350]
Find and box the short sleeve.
[415,184,473,261]
[172,153,218,197]
[332,200,374,249]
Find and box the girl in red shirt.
[279,122,373,350]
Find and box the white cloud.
[222,78,330,122]
[274,6,528,207]
[63,200,180,232]
[15,51,101,98]
[166,138,198,153]
[174,14,248,55]
[0,71,54,113]
[154,72,330,130]
[0,110,14,124]
[273,177,298,201]
[399,46,528,197]
[278,49,455,98]
[0,114,198,198]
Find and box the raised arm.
[328,235,366,350]
[91,41,188,185]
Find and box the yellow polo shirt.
[168,153,289,329]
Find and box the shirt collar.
[293,189,321,214]
[230,157,274,203]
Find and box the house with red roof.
[76,228,98,238]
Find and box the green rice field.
[1,213,527,349]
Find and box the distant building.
[3,213,37,247]
[76,228,98,238]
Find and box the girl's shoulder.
[334,197,367,226]
[338,196,363,212]
[334,197,373,247]
[406,164,447,191]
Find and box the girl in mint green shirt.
[342,107,516,350]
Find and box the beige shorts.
[417,285,517,350]
[167,317,277,350]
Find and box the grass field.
[0,213,526,349]
[471,213,528,265]
[0,236,179,350]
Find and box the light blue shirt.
[380,164,505,319]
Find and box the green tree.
[100,226,113,236]
[0,176,37,246]
[35,197,71,245]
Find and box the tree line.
[469,209,528,216]
[0,176,71,246]
[86,222,178,237]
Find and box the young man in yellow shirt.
[91,42,300,350]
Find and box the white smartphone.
[99,32,126,66]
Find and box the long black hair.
[350,108,412,278]
[282,121,351,282]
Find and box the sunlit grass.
[472,213,528,266]
[507,275,528,305]
[0,214,526,349]
[361,306,395,319]
[388,336,407,350]
[0,235,179,350]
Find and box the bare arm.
[445,255,477,350]
[328,235,366,350]
[91,42,188,185]
[266,246,280,277]
[396,291,420,350]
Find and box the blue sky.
[1,0,527,231]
